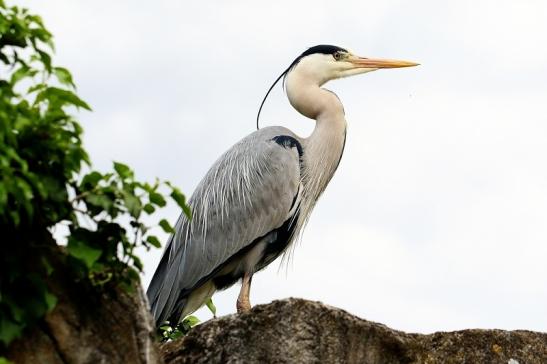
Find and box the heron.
[147,45,417,326]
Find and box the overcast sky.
[21,0,547,333]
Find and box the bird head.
[286,45,419,86]
[256,45,418,128]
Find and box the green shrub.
[0,0,190,346]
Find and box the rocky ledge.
[161,298,547,364]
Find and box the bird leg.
[236,273,253,313]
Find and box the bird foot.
[236,298,251,313]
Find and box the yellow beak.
[349,56,419,69]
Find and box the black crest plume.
[256,45,347,130]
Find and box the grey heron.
[147,45,417,326]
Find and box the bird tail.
[146,234,186,327]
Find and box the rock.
[161,298,547,364]
[4,254,162,364]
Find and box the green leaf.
[143,203,155,214]
[159,219,175,234]
[132,255,143,271]
[7,301,25,323]
[81,171,102,190]
[44,292,57,311]
[0,51,9,64]
[67,238,102,269]
[35,87,92,110]
[0,316,24,346]
[27,83,46,94]
[121,190,141,218]
[169,188,186,207]
[170,188,192,219]
[53,66,75,88]
[16,177,34,200]
[169,330,184,340]
[10,64,37,85]
[182,315,200,327]
[14,177,34,218]
[149,191,166,207]
[0,356,14,364]
[36,49,52,72]
[181,204,192,220]
[86,193,113,212]
[113,161,133,179]
[205,298,217,317]
[146,235,161,248]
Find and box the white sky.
[21,0,547,333]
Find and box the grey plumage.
[147,126,304,325]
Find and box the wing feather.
[147,126,301,323]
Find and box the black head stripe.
[299,45,348,58]
[289,45,347,70]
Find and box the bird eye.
[333,52,343,61]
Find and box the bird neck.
[286,73,347,200]
[304,99,347,201]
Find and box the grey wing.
[147,126,302,324]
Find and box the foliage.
[205,297,217,318]
[0,1,191,346]
[158,316,201,342]
[158,298,217,341]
